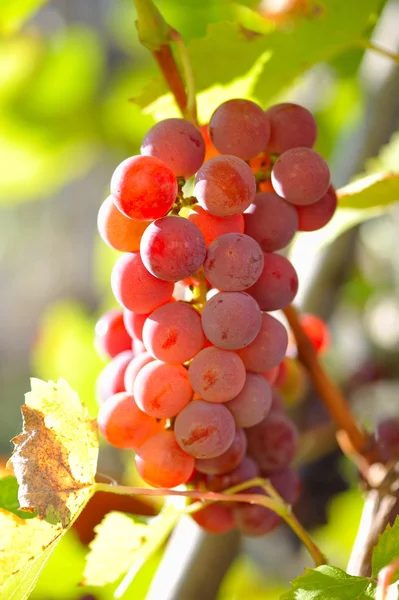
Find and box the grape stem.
[283,304,379,470]
[359,39,399,65]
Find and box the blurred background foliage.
[1,0,399,598]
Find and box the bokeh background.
[1,0,399,598]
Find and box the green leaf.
[339,173,399,209]
[0,0,47,36]
[0,477,36,520]
[281,566,376,600]
[83,501,182,587]
[372,516,399,580]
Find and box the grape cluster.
[95,99,337,536]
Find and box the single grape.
[203,233,264,292]
[124,352,154,392]
[237,313,288,372]
[269,389,285,415]
[194,155,256,217]
[271,147,330,206]
[244,191,298,252]
[187,205,244,247]
[134,360,192,419]
[111,252,174,314]
[111,155,177,220]
[143,302,205,364]
[296,184,337,231]
[94,309,132,359]
[174,400,236,459]
[246,413,299,471]
[206,456,259,493]
[268,467,301,505]
[191,503,235,534]
[123,310,149,342]
[135,430,194,488]
[188,347,246,403]
[195,428,247,475]
[141,118,205,178]
[247,253,298,311]
[201,291,262,350]
[97,196,149,252]
[376,418,399,461]
[98,391,165,450]
[233,494,281,536]
[140,216,206,282]
[261,365,280,386]
[226,373,272,428]
[96,349,133,404]
[209,99,270,160]
[300,313,330,354]
[265,103,317,154]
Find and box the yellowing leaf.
[338,172,399,209]
[9,378,98,527]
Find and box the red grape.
[267,467,301,505]
[111,155,177,220]
[124,352,154,392]
[233,495,281,536]
[175,400,236,459]
[203,233,264,292]
[194,155,256,217]
[261,365,280,386]
[271,147,330,206]
[244,191,298,252]
[135,430,195,488]
[195,428,247,475]
[134,360,192,418]
[226,373,272,428]
[97,196,149,252]
[97,391,165,450]
[206,456,259,492]
[141,118,205,178]
[247,253,298,311]
[269,389,285,415]
[96,349,133,404]
[376,418,399,461]
[300,313,330,354]
[187,205,244,247]
[237,313,288,372]
[123,310,148,341]
[265,103,317,154]
[296,184,337,231]
[191,504,235,534]
[201,291,262,350]
[188,347,246,403]
[111,252,174,314]
[209,99,270,160]
[95,309,132,359]
[246,413,299,471]
[143,302,205,364]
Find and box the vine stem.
[359,39,399,65]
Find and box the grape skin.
[209,99,271,160]
[95,309,132,359]
[192,504,235,534]
[296,184,337,231]
[141,118,205,178]
[237,312,288,372]
[123,310,149,341]
[246,412,299,471]
[244,191,298,252]
[265,103,317,154]
[194,155,256,217]
[267,468,301,505]
[226,373,272,428]
[140,216,206,282]
[377,418,399,461]
[195,428,247,475]
[143,302,205,364]
[188,347,246,403]
[247,253,298,311]
[187,205,244,247]
[271,147,330,206]
[203,233,264,292]
[134,360,192,419]
[233,492,281,536]
[135,430,195,488]
[111,252,174,314]
[175,400,236,459]
[124,352,154,393]
[97,196,149,252]
[202,291,262,350]
[206,456,259,493]
[96,349,133,405]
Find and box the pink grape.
[134,360,192,419]
[206,456,259,492]
[97,195,149,252]
[195,428,247,475]
[110,155,177,220]
[226,373,272,428]
[209,99,270,160]
[201,291,262,350]
[192,504,235,534]
[237,313,288,372]
[247,253,298,311]
[265,103,317,154]
[261,365,280,386]
[296,184,337,231]
[95,309,132,359]
[124,352,154,392]
[175,400,236,459]
[187,205,244,247]
[194,155,256,217]
[111,252,174,314]
[188,347,246,403]
[269,389,285,414]
[244,191,298,252]
[233,493,281,536]
[246,413,299,471]
[96,349,133,404]
[135,430,194,488]
[140,216,206,282]
[123,310,148,341]
[268,468,301,505]
[141,118,205,178]
[271,147,330,206]
[143,302,205,364]
[203,233,264,291]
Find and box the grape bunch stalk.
[95,99,337,536]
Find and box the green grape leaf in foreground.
[281,565,376,600]
[372,516,399,581]
[0,477,36,520]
